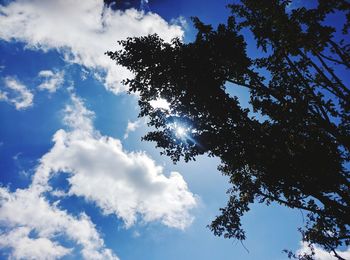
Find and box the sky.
[0,1,349,259]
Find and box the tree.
[107,0,350,258]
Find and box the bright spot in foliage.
[150,98,170,110]
[176,126,187,138]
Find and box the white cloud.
[297,242,350,260]
[170,16,188,30]
[0,0,184,94]
[0,227,72,260]
[0,77,33,110]
[132,230,141,238]
[150,98,170,111]
[0,92,197,258]
[37,70,64,93]
[0,92,7,100]
[124,119,141,139]
[62,94,95,133]
[34,93,197,229]
[0,187,118,260]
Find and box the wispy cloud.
[124,119,142,139]
[37,70,64,93]
[0,77,33,110]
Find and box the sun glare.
[175,126,187,137]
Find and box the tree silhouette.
[107,0,350,258]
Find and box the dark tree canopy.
[107,0,350,258]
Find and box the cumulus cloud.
[297,242,350,260]
[0,0,184,93]
[0,92,197,258]
[0,187,118,260]
[37,70,64,93]
[0,227,72,260]
[34,94,197,229]
[0,77,33,110]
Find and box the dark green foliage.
[107,0,350,258]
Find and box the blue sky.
[0,1,346,259]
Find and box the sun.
[175,126,187,138]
